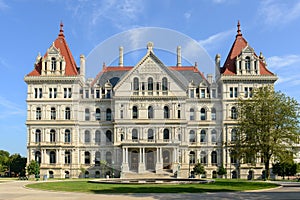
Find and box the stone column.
[138,148,145,173]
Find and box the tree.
[0,150,10,175]
[193,162,205,178]
[9,154,27,177]
[272,161,297,179]
[217,165,227,178]
[27,160,40,178]
[234,86,300,180]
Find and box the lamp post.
[112,160,114,178]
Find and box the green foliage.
[234,86,300,180]
[193,162,205,175]
[27,160,40,176]
[0,150,10,174]
[0,150,27,176]
[217,165,227,176]
[272,161,298,179]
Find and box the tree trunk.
[264,159,270,180]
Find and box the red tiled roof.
[27,23,78,76]
[221,21,274,76]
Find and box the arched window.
[85,108,90,121]
[65,129,71,143]
[65,107,71,120]
[230,150,237,164]
[200,108,206,120]
[106,130,112,144]
[231,107,237,119]
[50,151,56,164]
[148,106,154,119]
[211,129,217,143]
[36,107,41,120]
[211,151,217,164]
[106,151,112,164]
[51,107,56,120]
[189,130,195,143]
[148,77,153,91]
[121,134,124,141]
[84,130,90,143]
[84,151,90,164]
[163,106,169,119]
[200,129,206,143]
[162,77,168,91]
[245,56,250,72]
[148,129,154,141]
[132,106,138,119]
[189,151,195,164]
[190,108,195,120]
[35,129,41,143]
[95,108,101,121]
[231,128,237,142]
[95,130,101,144]
[95,151,101,166]
[133,77,139,91]
[132,129,138,141]
[106,108,112,121]
[163,129,170,141]
[211,107,216,120]
[200,151,207,164]
[35,151,41,164]
[50,129,56,143]
[51,57,56,71]
[65,151,71,164]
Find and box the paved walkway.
[0,180,300,200]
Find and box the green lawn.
[26,179,278,194]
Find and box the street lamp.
[112,160,114,178]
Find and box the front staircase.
[122,170,174,179]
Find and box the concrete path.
[0,180,300,200]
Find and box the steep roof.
[221,21,274,76]
[27,23,78,76]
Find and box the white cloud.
[184,11,191,20]
[258,0,300,26]
[0,0,9,10]
[198,29,234,50]
[0,96,25,119]
[267,55,300,70]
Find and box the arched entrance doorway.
[232,170,237,179]
[130,150,139,171]
[163,150,171,169]
[248,170,254,180]
[146,150,155,171]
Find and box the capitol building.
[24,22,279,179]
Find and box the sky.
[0,0,300,156]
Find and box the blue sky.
[0,0,300,156]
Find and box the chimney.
[215,54,221,68]
[119,46,123,67]
[207,74,213,84]
[80,54,85,78]
[177,46,182,67]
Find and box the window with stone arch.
[133,77,139,91]
[148,77,153,91]
[211,151,217,164]
[95,130,101,144]
[36,107,41,120]
[84,130,90,143]
[148,129,154,141]
[51,57,56,71]
[200,129,206,143]
[106,151,112,164]
[190,108,195,120]
[85,108,90,121]
[106,108,112,121]
[50,107,56,120]
[189,130,195,143]
[35,151,41,164]
[162,77,168,91]
[211,129,217,143]
[84,151,90,164]
[50,151,56,164]
[231,128,237,142]
[106,130,112,144]
[200,108,206,120]
[35,129,41,143]
[211,107,216,120]
[65,151,71,164]
[65,129,71,143]
[132,129,138,141]
[231,107,237,119]
[200,151,207,164]
[189,151,195,164]
[50,129,56,143]
[65,107,71,120]
[163,106,170,119]
[132,106,138,119]
[148,106,154,119]
[245,56,250,72]
[95,108,101,121]
[163,128,170,141]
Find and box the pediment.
[47,44,60,55]
[241,45,254,54]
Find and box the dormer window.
[245,56,250,72]
[133,77,139,91]
[51,57,56,71]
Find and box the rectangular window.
[177,110,181,119]
[54,88,57,98]
[120,110,124,119]
[39,88,42,98]
[201,89,205,98]
[34,88,38,98]
[64,88,67,98]
[234,87,238,98]
[230,87,238,98]
[85,90,89,98]
[64,88,72,98]
[229,87,233,98]
[49,88,52,98]
[190,90,194,98]
[244,87,248,98]
[96,90,100,98]
[211,89,216,98]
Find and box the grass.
[26,179,278,194]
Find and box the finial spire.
[59,21,64,37]
[236,20,242,37]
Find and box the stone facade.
[25,23,279,179]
